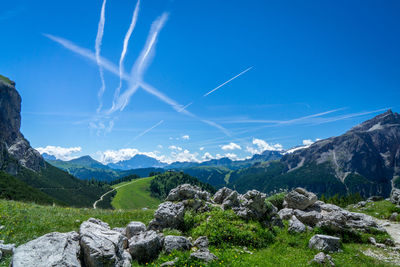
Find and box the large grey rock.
[389,212,398,221]
[294,210,322,226]
[166,184,210,202]
[11,232,81,267]
[221,191,240,210]
[190,250,218,262]
[163,235,191,253]
[309,252,335,266]
[128,230,162,264]
[125,222,146,239]
[278,208,294,220]
[284,188,317,210]
[288,215,306,233]
[391,188,400,205]
[309,235,341,253]
[148,202,185,231]
[79,218,129,267]
[212,187,233,204]
[234,190,270,221]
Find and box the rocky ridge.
[7,185,397,266]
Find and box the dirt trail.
[377,219,400,245]
[93,178,143,209]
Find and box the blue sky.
[1,0,399,163]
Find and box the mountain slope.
[0,77,110,207]
[230,110,400,197]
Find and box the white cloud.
[157,144,163,149]
[221,142,241,151]
[302,139,314,146]
[36,146,82,161]
[224,153,239,160]
[89,119,114,135]
[202,152,214,161]
[246,138,283,155]
[182,135,190,140]
[168,145,183,151]
[170,149,199,163]
[199,147,205,151]
[98,148,165,164]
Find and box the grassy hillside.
[111,177,161,210]
[150,171,216,200]
[15,162,111,207]
[0,171,59,205]
[0,199,154,266]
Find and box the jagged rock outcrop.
[11,232,81,267]
[0,78,44,172]
[190,236,217,263]
[309,252,335,266]
[125,222,146,239]
[148,202,185,231]
[212,187,233,204]
[288,215,306,233]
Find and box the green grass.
[143,226,392,267]
[111,177,161,210]
[0,199,154,266]
[348,200,400,220]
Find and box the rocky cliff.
[282,110,400,195]
[0,78,44,172]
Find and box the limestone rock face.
[148,202,185,231]
[234,190,269,220]
[11,232,81,267]
[128,230,162,264]
[79,218,129,267]
[0,79,45,172]
[284,188,317,210]
[309,252,335,266]
[309,235,341,253]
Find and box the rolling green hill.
[111,177,161,210]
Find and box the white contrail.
[203,66,253,97]
[134,120,164,140]
[111,12,169,113]
[112,0,141,109]
[44,33,230,136]
[95,0,107,113]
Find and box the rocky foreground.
[2,185,399,266]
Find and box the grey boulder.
[190,250,218,262]
[11,232,81,267]
[284,188,317,210]
[221,191,240,210]
[0,242,15,255]
[389,212,398,221]
[79,218,129,267]
[294,210,322,226]
[163,235,191,253]
[128,230,162,264]
[193,236,209,250]
[309,234,341,253]
[288,215,306,233]
[125,221,146,239]
[234,190,270,221]
[148,201,185,231]
[278,208,294,220]
[166,184,210,202]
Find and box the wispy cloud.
[95,0,108,112]
[36,145,82,161]
[112,0,141,110]
[203,66,253,97]
[134,120,164,140]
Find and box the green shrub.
[266,192,286,210]
[185,209,275,248]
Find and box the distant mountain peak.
[349,109,400,133]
